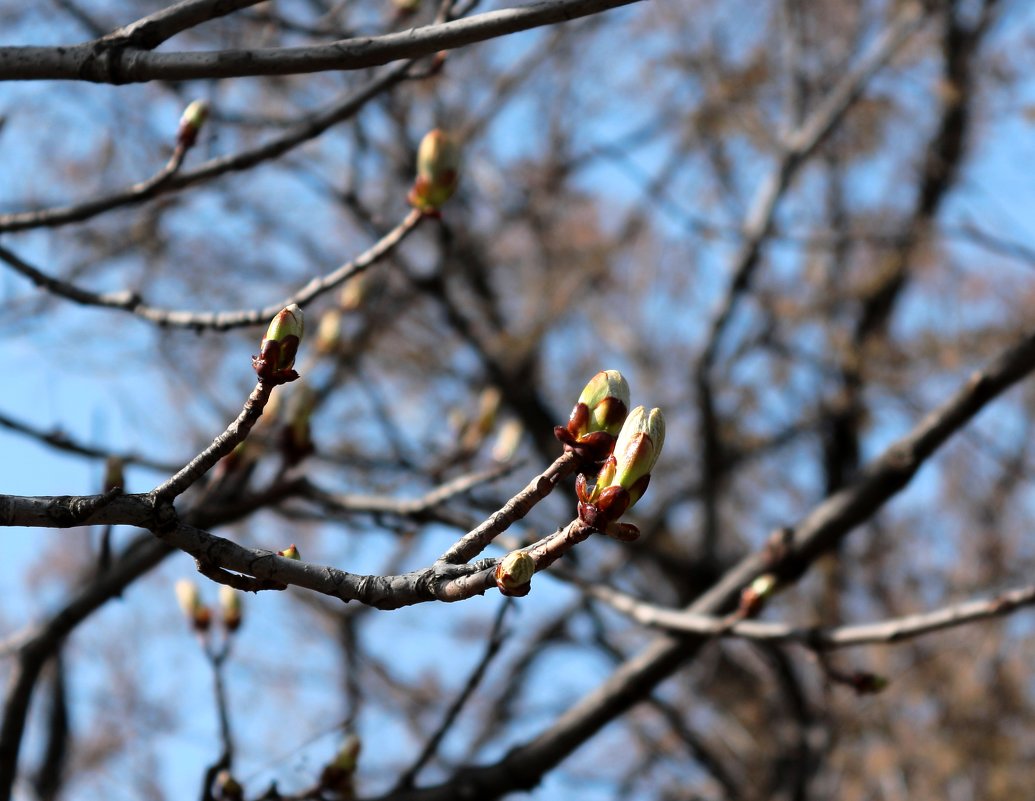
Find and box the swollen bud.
[103,456,125,493]
[609,406,665,503]
[495,551,535,597]
[408,129,460,213]
[555,370,630,464]
[738,573,777,618]
[177,99,209,149]
[214,770,243,801]
[175,579,212,632]
[219,584,243,633]
[576,405,665,536]
[320,734,362,795]
[253,304,304,384]
[277,544,301,560]
[315,308,344,356]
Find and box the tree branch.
[0,0,642,83]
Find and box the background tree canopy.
[4,0,1035,799]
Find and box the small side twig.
[437,450,579,564]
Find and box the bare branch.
[0,0,643,83]
[585,581,1035,650]
[0,209,422,330]
[0,60,413,234]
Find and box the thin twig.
[394,601,511,790]
[584,581,1035,650]
[437,450,578,564]
[0,209,422,330]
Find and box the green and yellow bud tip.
[219,584,243,632]
[277,544,301,560]
[254,304,304,382]
[574,369,630,438]
[612,406,664,492]
[495,550,535,596]
[409,129,460,212]
[332,734,362,772]
[177,99,209,147]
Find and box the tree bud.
[495,550,534,596]
[408,129,460,212]
[253,304,304,383]
[316,307,344,355]
[219,584,243,633]
[177,99,208,148]
[103,456,125,493]
[610,406,665,504]
[555,370,630,463]
[320,734,362,794]
[277,544,301,560]
[576,406,665,533]
[175,579,211,632]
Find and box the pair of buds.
[555,371,665,541]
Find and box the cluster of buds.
[495,550,535,597]
[554,370,630,465]
[253,304,304,384]
[174,580,244,635]
[177,99,208,150]
[319,734,362,798]
[575,404,665,542]
[408,129,460,214]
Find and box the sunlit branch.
[437,450,579,564]
[584,581,1035,650]
[0,0,643,83]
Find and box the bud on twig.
[316,308,344,355]
[554,370,630,464]
[215,770,243,801]
[177,99,208,149]
[576,405,665,540]
[175,579,212,632]
[738,573,777,618]
[282,383,316,464]
[103,456,125,493]
[253,304,304,384]
[277,544,301,560]
[219,584,243,633]
[495,550,535,597]
[408,129,460,213]
[320,734,362,795]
